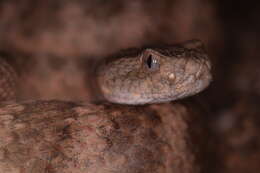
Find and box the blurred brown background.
[0,0,259,172]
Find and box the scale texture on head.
[97,39,212,105]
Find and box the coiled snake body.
[0,58,16,101]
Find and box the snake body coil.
[0,58,16,101]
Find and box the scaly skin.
[97,39,212,105]
[0,58,16,102]
[0,100,204,173]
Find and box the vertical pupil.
[147,55,152,68]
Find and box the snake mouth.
[194,59,212,90]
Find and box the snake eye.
[146,54,159,70]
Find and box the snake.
[0,39,212,104]
[0,40,212,173]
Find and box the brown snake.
[0,40,211,172]
[0,39,212,104]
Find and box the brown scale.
[0,58,17,102]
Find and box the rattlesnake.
[0,40,212,173]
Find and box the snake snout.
[185,58,201,76]
[179,57,212,94]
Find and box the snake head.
[97,39,212,105]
